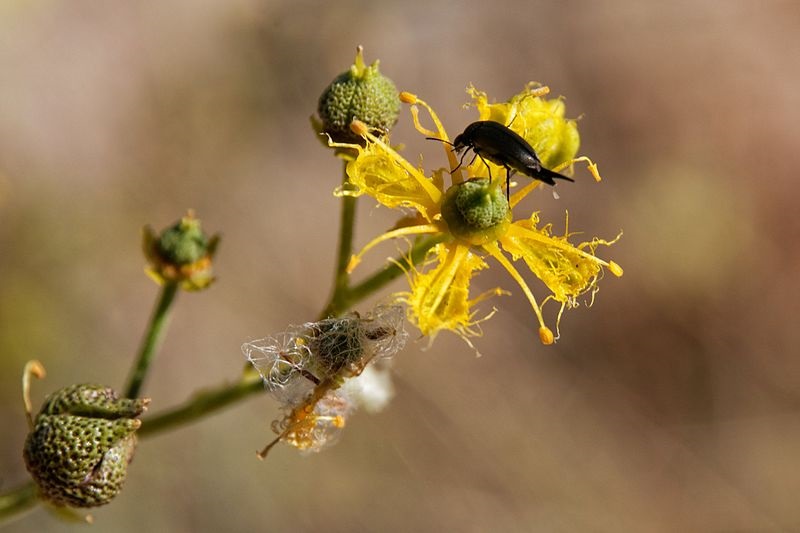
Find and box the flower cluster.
[337,84,622,346]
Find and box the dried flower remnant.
[242,305,407,458]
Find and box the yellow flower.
[336,85,622,346]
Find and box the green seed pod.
[441,178,511,245]
[316,46,400,144]
[23,384,149,508]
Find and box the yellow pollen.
[538,326,555,345]
[608,261,624,277]
[347,255,362,274]
[350,119,368,136]
[399,91,418,104]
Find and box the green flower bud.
[316,46,400,144]
[441,178,511,245]
[23,384,149,508]
[156,216,208,265]
[142,210,220,291]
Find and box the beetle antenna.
[425,136,455,147]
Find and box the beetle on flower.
[334,84,622,347]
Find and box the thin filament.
[481,242,547,329]
[347,224,440,273]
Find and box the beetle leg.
[475,153,492,182]
[505,167,517,200]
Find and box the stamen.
[553,298,567,340]
[470,286,509,306]
[507,85,551,129]
[538,326,554,345]
[408,96,450,143]
[406,97,464,184]
[325,134,363,153]
[22,360,46,431]
[553,156,602,182]
[481,242,549,341]
[399,91,418,104]
[409,106,438,137]
[347,224,440,273]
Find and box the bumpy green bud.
[316,46,400,144]
[142,210,219,291]
[23,384,149,508]
[441,178,511,245]
[156,215,209,265]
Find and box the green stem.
[319,162,358,319]
[138,372,264,437]
[0,374,266,523]
[1,161,444,524]
[0,241,442,526]
[0,482,38,523]
[348,234,444,301]
[124,281,179,398]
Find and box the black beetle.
[450,121,574,197]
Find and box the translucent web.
[242,304,408,457]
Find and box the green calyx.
[316,46,400,144]
[143,211,219,291]
[441,179,511,245]
[156,214,210,266]
[23,384,149,508]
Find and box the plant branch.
[1,157,444,524]
[137,372,264,437]
[124,281,179,398]
[319,162,358,319]
[347,234,444,301]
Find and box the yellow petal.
[345,138,440,221]
[400,243,491,339]
[501,213,618,306]
[467,84,581,171]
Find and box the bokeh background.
[2,1,799,531]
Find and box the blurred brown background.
[2,1,799,531]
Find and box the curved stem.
[138,372,264,437]
[124,281,179,398]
